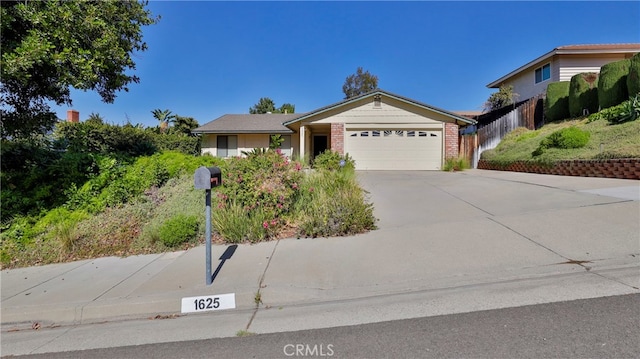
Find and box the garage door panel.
[345,129,442,170]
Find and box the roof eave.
[284,89,476,126]
[487,45,640,88]
[191,129,294,134]
[487,49,556,88]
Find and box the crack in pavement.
[245,239,280,331]
[488,217,640,291]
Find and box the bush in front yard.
[213,150,303,241]
[158,214,199,247]
[533,126,590,156]
[569,72,599,117]
[598,59,630,110]
[313,150,355,171]
[294,170,376,238]
[545,81,570,122]
[627,52,640,97]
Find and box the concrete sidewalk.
[2,170,639,355]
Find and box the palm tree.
[151,109,176,133]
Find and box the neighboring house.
[192,113,299,158]
[192,89,476,171]
[487,43,640,101]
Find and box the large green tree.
[170,115,199,136]
[342,67,379,99]
[0,0,158,139]
[484,84,518,112]
[249,98,295,114]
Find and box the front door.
[313,135,328,158]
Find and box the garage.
[280,89,476,170]
[345,128,443,170]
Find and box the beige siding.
[504,54,633,100]
[502,58,559,101]
[238,134,268,154]
[200,134,296,158]
[302,97,448,170]
[201,134,216,156]
[557,55,628,81]
[307,98,448,126]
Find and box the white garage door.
[345,129,443,170]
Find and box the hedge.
[569,72,599,117]
[545,81,570,122]
[598,59,630,109]
[627,52,640,97]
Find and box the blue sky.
[53,1,640,128]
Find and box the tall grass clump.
[294,168,376,238]
[442,157,469,172]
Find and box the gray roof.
[283,89,476,126]
[192,113,303,134]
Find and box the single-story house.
[192,89,476,170]
[487,43,640,102]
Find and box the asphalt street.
[8,294,639,359]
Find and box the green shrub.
[442,157,469,172]
[598,59,630,110]
[213,150,303,242]
[569,73,599,117]
[294,170,376,238]
[151,132,201,156]
[533,126,590,156]
[313,150,355,171]
[158,214,199,247]
[217,150,303,218]
[55,121,157,157]
[627,52,640,96]
[545,81,570,122]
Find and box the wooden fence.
[463,94,544,168]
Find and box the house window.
[217,135,237,157]
[535,63,551,84]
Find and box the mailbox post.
[194,166,222,285]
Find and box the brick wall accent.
[477,159,640,180]
[444,123,459,159]
[331,123,344,155]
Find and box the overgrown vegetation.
[1,126,377,268]
[442,157,470,172]
[293,165,376,238]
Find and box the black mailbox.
[194,166,222,189]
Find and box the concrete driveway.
[2,169,639,356]
[257,170,639,309]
